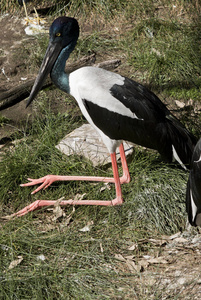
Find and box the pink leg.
[11,144,130,217]
[20,143,130,194]
[119,143,131,184]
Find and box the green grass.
[122,18,201,94]
[0,102,190,298]
[0,0,201,298]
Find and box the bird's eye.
[56,32,61,37]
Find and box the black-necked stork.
[12,16,197,217]
[186,138,201,226]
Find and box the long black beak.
[26,41,63,108]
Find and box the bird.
[186,138,201,226]
[11,16,197,217]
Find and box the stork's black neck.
[50,42,76,94]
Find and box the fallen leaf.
[8,256,23,270]
[147,238,167,246]
[52,197,66,221]
[175,100,185,108]
[128,243,138,251]
[143,255,151,259]
[79,220,94,232]
[114,253,126,261]
[147,256,168,264]
[168,232,181,240]
[187,99,193,106]
[74,193,87,201]
[63,206,75,226]
[115,254,144,272]
[100,183,111,192]
[138,237,167,246]
[173,237,188,243]
[124,255,135,260]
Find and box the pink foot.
[20,175,60,194]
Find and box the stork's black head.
[49,17,79,49]
[26,17,79,108]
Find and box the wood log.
[0,54,96,111]
[0,55,121,111]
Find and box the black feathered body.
[68,66,196,167]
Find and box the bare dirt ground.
[0,14,40,140]
[0,13,201,299]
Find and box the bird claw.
[20,175,57,194]
[15,200,42,216]
[2,200,42,219]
